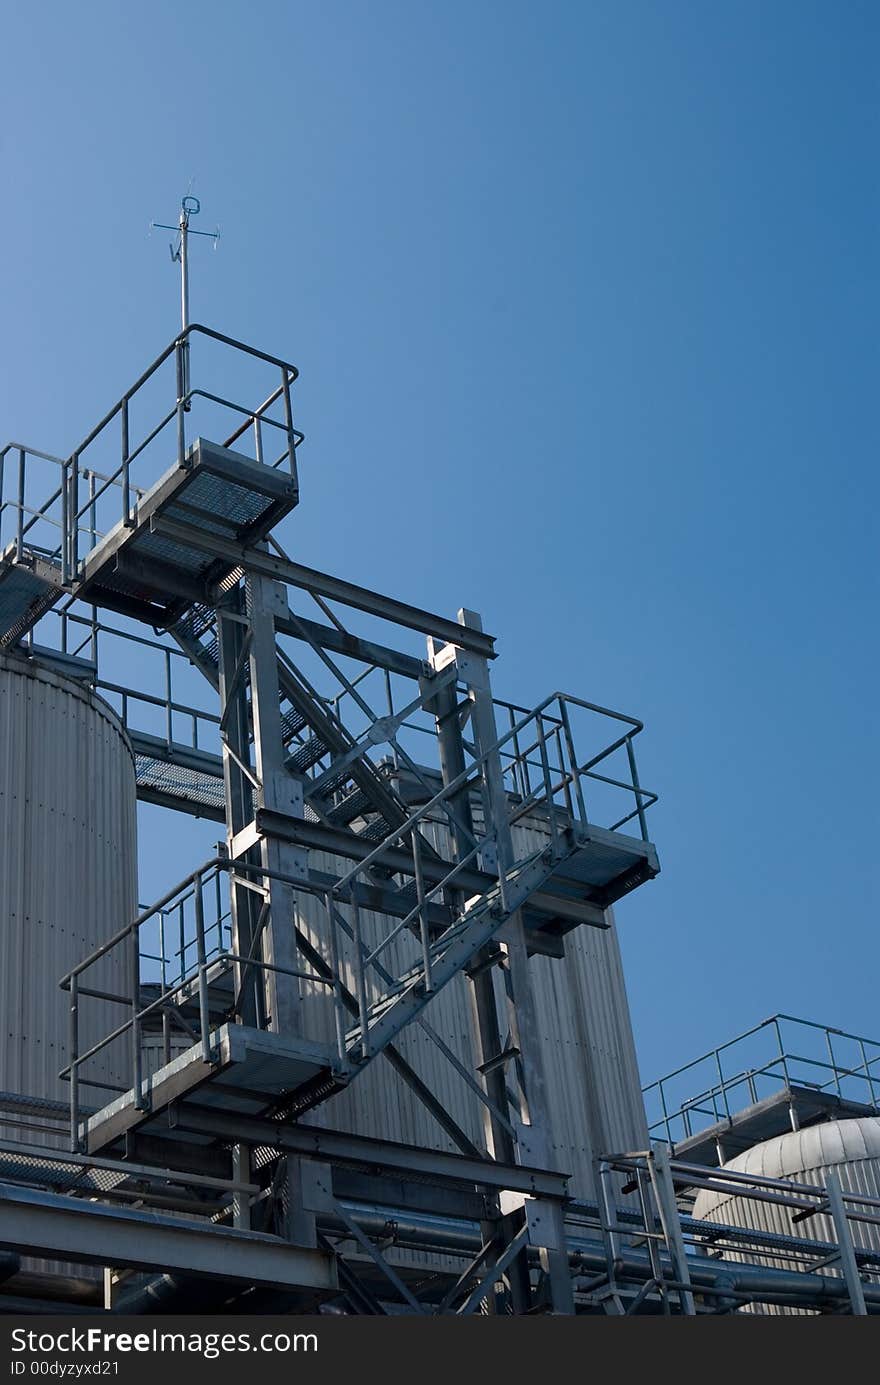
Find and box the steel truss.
[0,325,665,1315]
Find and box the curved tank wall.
[691,1117,880,1314]
[298,811,649,1202]
[0,651,138,1135]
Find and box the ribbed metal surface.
[0,652,138,1134]
[691,1117,880,1314]
[297,813,648,1203]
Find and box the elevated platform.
[672,1084,880,1168]
[523,822,659,950]
[84,1023,333,1156]
[0,437,298,642]
[77,438,298,625]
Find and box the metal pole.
[559,698,588,828]
[324,893,348,1067]
[411,831,433,994]
[69,973,79,1152]
[859,1038,877,1105]
[349,895,371,1058]
[130,924,145,1112]
[70,452,79,575]
[194,875,211,1064]
[625,736,648,841]
[281,370,297,485]
[825,1171,867,1315]
[535,716,559,858]
[121,398,132,527]
[175,342,187,467]
[648,1142,696,1315]
[16,448,25,559]
[60,459,69,583]
[179,205,190,336]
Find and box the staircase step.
[286,734,330,774]
[326,786,372,826]
[0,550,65,649]
[280,705,309,744]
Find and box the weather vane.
[152,192,220,402]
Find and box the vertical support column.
[217,593,264,1029]
[232,1144,252,1231]
[245,571,308,1037]
[648,1143,696,1316]
[459,609,574,1314]
[427,609,574,1314]
[425,662,530,1314]
[826,1171,867,1315]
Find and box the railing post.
[60,458,69,583]
[411,830,433,994]
[194,873,212,1064]
[165,649,173,749]
[121,397,133,527]
[16,448,25,560]
[535,715,559,858]
[559,698,588,829]
[324,893,348,1067]
[177,899,186,987]
[130,922,145,1111]
[281,369,298,488]
[69,973,80,1152]
[556,726,574,817]
[657,1079,673,1145]
[70,451,80,576]
[859,1039,877,1105]
[175,340,188,468]
[158,906,171,1066]
[715,1047,732,1123]
[626,736,648,841]
[253,415,264,465]
[348,890,371,1059]
[87,471,97,552]
[826,1027,842,1097]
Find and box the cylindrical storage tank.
[691,1118,880,1314]
[297,808,648,1203]
[0,651,138,1141]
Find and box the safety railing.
[323,689,656,1061]
[58,856,336,1151]
[591,1146,880,1313]
[644,1014,880,1146]
[0,324,303,586]
[58,684,656,1147]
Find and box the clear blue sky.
[1,1,877,1085]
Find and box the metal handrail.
[645,1014,880,1143]
[1,324,302,586]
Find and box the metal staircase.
[2,323,660,1313]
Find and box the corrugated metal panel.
[297,812,648,1204]
[0,652,138,1278]
[691,1117,880,1314]
[0,652,137,1132]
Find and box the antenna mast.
[152,193,220,400]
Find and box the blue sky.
[1,0,877,1085]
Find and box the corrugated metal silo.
[0,651,138,1138]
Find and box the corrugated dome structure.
[691,1116,880,1312]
